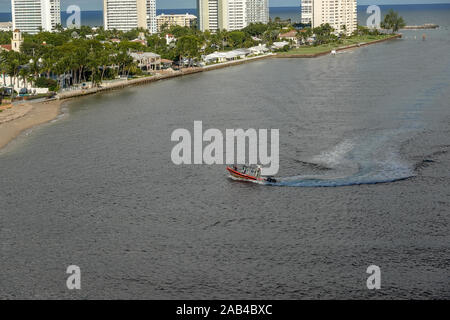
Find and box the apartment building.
[156,13,197,32]
[301,0,313,25]
[0,22,13,32]
[198,0,269,32]
[246,0,269,24]
[227,0,247,31]
[312,0,358,35]
[103,0,156,33]
[11,0,61,34]
[198,0,223,32]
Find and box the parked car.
[1,87,14,97]
[19,88,28,96]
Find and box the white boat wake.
[268,134,415,187]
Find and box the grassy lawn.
[280,34,395,56]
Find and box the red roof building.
[279,30,298,39]
[0,44,12,51]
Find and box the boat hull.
[226,166,264,182]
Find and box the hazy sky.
[1,0,449,12]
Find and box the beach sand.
[0,100,62,151]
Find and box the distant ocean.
[1,4,449,28]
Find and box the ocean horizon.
[0,4,449,27]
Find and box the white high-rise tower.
[198,0,269,32]
[312,0,357,35]
[11,0,61,34]
[103,0,156,33]
[227,0,247,30]
[246,0,269,25]
[197,0,226,32]
[301,0,313,25]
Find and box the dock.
[402,24,439,30]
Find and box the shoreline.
[0,99,62,151]
[57,53,275,100]
[0,35,400,152]
[56,34,400,100]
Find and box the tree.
[341,24,347,38]
[263,29,279,45]
[0,51,9,86]
[176,35,200,67]
[298,28,313,45]
[227,31,247,48]
[19,67,29,88]
[313,24,334,45]
[147,34,167,53]
[0,31,12,44]
[243,23,268,37]
[98,45,113,83]
[169,25,194,38]
[381,9,406,33]
[55,23,64,33]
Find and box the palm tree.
[341,24,347,38]
[55,23,64,33]
[41,54,55,79]
[0,51,9,86]
[28,57,42,86]
[299,28,313,45]
[98,46,112,84]
[7,52,22,87]
[19,67,29,89]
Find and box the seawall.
[57,54,274,100]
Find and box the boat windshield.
[237,165,261,178]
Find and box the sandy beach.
[0,100,62,151]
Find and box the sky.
[1,0,449,12]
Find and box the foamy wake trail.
[271,136,415,187]
[310,139,355,169]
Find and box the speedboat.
[226,165,277,183]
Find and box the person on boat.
[256,165,261,178]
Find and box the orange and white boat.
[226,165,277,183]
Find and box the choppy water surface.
[1,13,450,299]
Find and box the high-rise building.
[311,0,357,35]
[301,0,313,25]
[0,22,13,32]
[197,0,224,33]
[144,0,157,34]
[227,0,247,30]
[103,0,156,33]
[246,0,269,25]
[198,0,268,32]
[11,0,61,34]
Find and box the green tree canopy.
[381,9,406,33]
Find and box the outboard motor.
[266,177,277,183]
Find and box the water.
[1,6,450,299]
